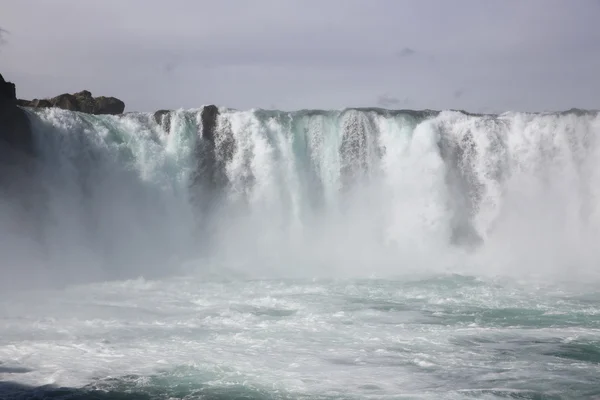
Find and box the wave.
[2,106,600,288]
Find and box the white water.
[1,107,600,398]
[1,275,599,399]
[3,107,600,285]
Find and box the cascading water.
[2,107,600,287]
[1,108,200,288]
[2,106,600,399]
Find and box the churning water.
[1,107,599,398]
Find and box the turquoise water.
[1,274,599,399]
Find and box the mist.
[2,107,600,292]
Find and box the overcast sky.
[1,0,599,112]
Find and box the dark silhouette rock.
[0,74,43,243]
[201,105,219,141]
[0,101,33,156]
[18,90,125,115]
[0,73,33,156]
[153,109,172,132]
[192,106,225,195]
[194,106,222,191]
[0,72,16,101]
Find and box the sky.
[1,0,599,113]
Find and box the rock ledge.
[18,90,125,115]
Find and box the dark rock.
[32,99,52,108]
[153,109,172,132]
[190,105,228,254]
[0,73,34,156]
[201,105,219,141]
[74,90,92,98]
[0,72,16,101]
[92,96,125,115]
[17,98,53,108]
[72,90,95,113]
[153,109,170,123]
[51,93,79,111]
[192,105,225,200]
[0,101,33,156]
[17,90,125,115]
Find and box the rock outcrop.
[0,73,40,230]
[153,109,172,132]
[0,74,16,100]
[0,73,33,155]
[18,90,125,115]
[191,105,230,216]
[200,105,219,141]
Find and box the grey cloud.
[377,94,401,107]
[163,61,177,75]
[1,0,599,112]
[397,47,417,58]
[453,89,464,99]
[0,27,7,45]
[377,94,410,108]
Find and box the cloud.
[396,47,417,58]
[163,61,177,75]
[0,27,8,46]
[377,93,410,108]
[2,0,600,112]
[377,94,401,107]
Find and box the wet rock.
[201,104,219,141]
[153,109,172,132]
[191,105,227,202]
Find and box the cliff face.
[0,74,41,237]
[0,72,33,156]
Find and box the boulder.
[51,93,79,111]
[92,96,125,115]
